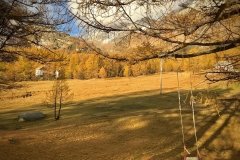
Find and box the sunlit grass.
[0,73,239,160]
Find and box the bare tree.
[45,78,73,120]
[0,0,72,63]
[2,0,239,80]
[59,0,240,57]
[65,0,239,81]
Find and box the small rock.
[18,111,45,122]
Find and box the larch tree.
[0,0,72,63]
[123,65,132,77]
[1,0,240,81]
[98,67,107,78]
[45,74,73,120]
[62,0,239,81]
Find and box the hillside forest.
[0,44,239,82]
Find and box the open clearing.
[0,73,239,160]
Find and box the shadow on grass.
[0,87,239,160]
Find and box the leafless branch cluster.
[0,0,72,62]
[62,0,240,57]
[1,0,240,81]
[63,0,240,81]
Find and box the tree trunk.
[56,89,63,120]
[54,86,58,120]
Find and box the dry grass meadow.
[0,73,239,160]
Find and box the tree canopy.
[0,0,72,62]
[63,0,240,60]
[1,0,239,81]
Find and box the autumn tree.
[98,67,107,78]
[123,65,132,77]
[61,0,240,81]
[2,0,239,81]
[85,55,99,79]
[0,0,72,63]
[45,79,73,120]
[1,1,239,81]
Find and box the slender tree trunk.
[160,58,163,94]
[54,102,57,120]
[54,84,58,120]
[56,89,63,120]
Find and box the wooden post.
[160,58,163,94]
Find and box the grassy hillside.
[0,73,239,160]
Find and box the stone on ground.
[18,111,45,122]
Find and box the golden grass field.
[0,73,239,160]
